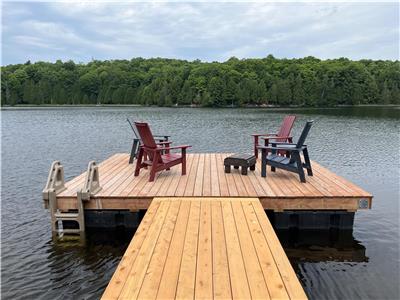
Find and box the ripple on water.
[1,107,399,299]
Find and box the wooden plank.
[210,154,221,196]
[247,167,271,197]
[59,153,124,196]
[313,162,371,196]
[240,171,258,196]
[104,169,137,197]
[202,153,212,196]
[260,197,367,211]
[184,154,200,196]
[117,200,172,299]
[255,160,287,196]
[224,165,239,197]
[195,200,213,299]
[58,153,372,214]
[97,164,134,197]
[103,197,308,300]
[221,200,251,298]
[125,169,152,197]
[193,153,205,196]
[241,201,290,299]
[137,200,181,299]
[276,170,306,197]
[216,154,230,197]
[165,155,194,196]
[252,200,308,300]
[175,153,198,197]
[101,200,161,299]
[251,162,276,197]
[231,201,270,299]
[211,200,232,299]
[147,171,169,196]
[156,200,191,298]
[176,201,201,299]
[156,167,180,196]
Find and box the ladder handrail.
[42,161,66,201]
[81,161,102,200]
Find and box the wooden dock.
[56,153,372,212]
[102,197,307,300]
[47,152,373,299]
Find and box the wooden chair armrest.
[251,133,277,137]
[258,145,301,152]
[155,145,192,152]
[265,142,297,146]
[261,135,292,140]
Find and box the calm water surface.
[1,107,399,299]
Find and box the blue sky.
[2,2,399,65]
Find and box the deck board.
[55,153,372,212]
[102,197,307,300]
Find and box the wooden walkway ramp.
[102,197,307,300]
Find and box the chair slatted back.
[288,120,313,164]
[276,115,296,142]
[134,122,162,162]
[296,120,313,148]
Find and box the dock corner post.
[48,189,58,233]
[76,191,86,234]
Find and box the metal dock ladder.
[43,161,101,235]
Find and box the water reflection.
[277,229,368,264]
[43,228,136,300]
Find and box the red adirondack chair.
[252,115,296,158]
[134,122,191,182]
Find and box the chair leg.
[271,166,276,172]
[303,148,313,176]
[254,136,259,158]
[261,149,267,177]
[143,152,148,169]
[134,148,144,176]
[149,153,159,182]
[181,149,187,175]
[294,152,306,183]
[129,138,139,164]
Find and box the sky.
[1,1,399,65]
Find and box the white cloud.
[2,2,399,65]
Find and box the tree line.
[1,55,399,107]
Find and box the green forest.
[1,55,399,107]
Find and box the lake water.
[1,106,399,299]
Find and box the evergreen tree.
[1,56,398,107]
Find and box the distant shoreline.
[1,104,399,110]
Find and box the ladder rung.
[59,229,82,234]
[54,212,79,219]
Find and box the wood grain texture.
[102,197,307,299]
[57,153,372,212]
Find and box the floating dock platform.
[44,152,372,299]
[54,153,372,213]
